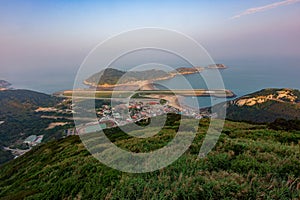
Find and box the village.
[3,96,213,159]
[67,98,211,135]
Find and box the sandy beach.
[142,94,184,111]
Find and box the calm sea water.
[8,59,300,108]
[155,60,300,108]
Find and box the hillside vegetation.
[0,90,70,164]
[224,88,300,123]
[85,65,228,87]
[85,68,170,86]
[0,115,299,199]
[0,90,59,145]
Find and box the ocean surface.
[7,59,300,108]
[158,59,300,108]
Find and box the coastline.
[83,65,227,91]
[59,65,235,109]
[83,73,177,89]
[83,66,208,89]
[142,94,184,111]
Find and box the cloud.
[230,0,300,19]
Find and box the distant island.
[207,64,227,69]
[84,68,173,88]
[171,66,205,75]
[0,80,12,91]
[84,64,226,88]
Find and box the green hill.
[0,90,69,164]
[222,88,300,123]
[0,89,60,145]
[84,68,170,86]
[0,116,299,199]
[0,89,59,110]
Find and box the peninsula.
[84,65,225,88]
[58,65,235,109]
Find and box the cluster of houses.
[95,99,179,125]
[128,100,178,120]
[66,98,212,135]
[34,94,215,137]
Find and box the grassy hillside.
[223,88,300,123]
[0,116,299,199]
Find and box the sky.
[0,0,300,92]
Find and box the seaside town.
[1,75,225,160]
[67,97,211,135]
[2,95,213,159]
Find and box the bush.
[268,118,300,131]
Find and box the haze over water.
[4,57,299,108]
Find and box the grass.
[0,117,299,199]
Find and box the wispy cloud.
[230,0,300,19]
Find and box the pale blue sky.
[1,0,300,91]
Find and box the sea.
[156,59,300,108]
[7,59,300,108]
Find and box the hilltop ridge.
[234,88,299,106]
[223,88,300,123]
